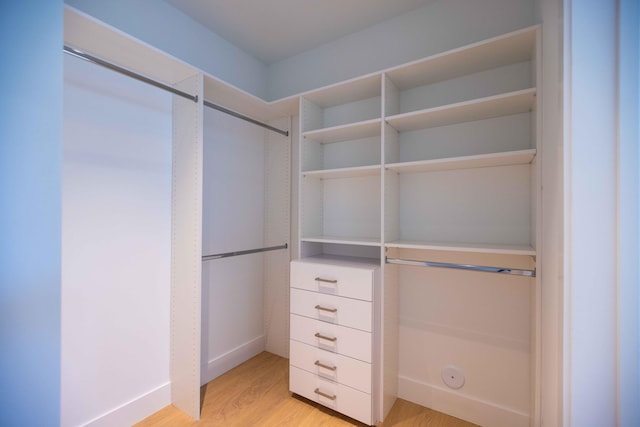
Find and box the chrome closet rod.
[202,243,288,261]
[385,257,536,277]
[63,45,198,102]
[203,100,289,137]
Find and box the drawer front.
[289,339,372,394]
[290,365,372,425]
[290,288,372,332]
[291,261,373,301]
[290,314,372,363]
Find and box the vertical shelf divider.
[380,73,400,420]
[170,72,204,420]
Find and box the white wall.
[62,54,172,426]
[0,2,63,426]
[564,0,640,425]
[267,0,537,100]
[64,0,268,99]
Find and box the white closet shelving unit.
[298,27,538,258]
[66,6,541,425]
[294,25,540,427]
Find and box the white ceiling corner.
[165,0,436,64]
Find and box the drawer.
[290,340,372,394]
[290,314,371,363]
[290,365,372,426]
[290,288,372,332]
[291,260,373,301]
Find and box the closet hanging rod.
[203,100,289,137]
[63,45,198,103]
[202,243,288,261]
[385,257,535,277]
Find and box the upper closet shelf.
[204,74,298,122]
[65,7,197,86]
[385,149,536,174]
[385,240,536,256]
[385,88,535,132]
[385,25,537,90]
[65,6,300,122]
[302,118,381,143]
[303,74,381,107]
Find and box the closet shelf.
[385,149,536,174]
[303,74,381,108]
[303,118,381,144]
[385,88,536,132]
[303,165,381,179]
[385,240,536,256]
[385,26,537,90]
[302,236,382,247]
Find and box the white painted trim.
[81,383,171,427]
[201,335,266,385]
[539,1,565,426]
[398,376,529,427]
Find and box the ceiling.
[165,0,436,64]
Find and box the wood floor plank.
[134,352,478,427]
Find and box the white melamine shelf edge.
[384,25,539,90]
[385,88,536,132]
[302,165,381,179]
[385,149,536,174]
[302,236,382,247]
[302,119,382,143]
[385,240,536,256]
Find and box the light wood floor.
[135,352,478,427]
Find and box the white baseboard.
[398,375,529,427]
[202,335,266,385]
[82,382,171,427]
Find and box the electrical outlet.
[441,365,465,389]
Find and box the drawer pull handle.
[315,304,338,313]
[315,277,337,284]
[314,388,336,400]
[314,360,337,371]
[314,332,337,342]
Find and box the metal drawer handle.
[315,304,338,313]
[315,277,337,284]
[314,360,337,371]
[314,332,337,342]
[314,388,336,400]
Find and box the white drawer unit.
[289,257,381,426]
